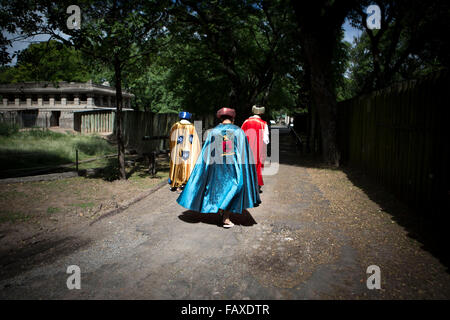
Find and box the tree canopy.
[347,0,450,94]
[0,40,98,83]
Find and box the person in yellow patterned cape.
[168,111,201,192]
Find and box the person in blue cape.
[177,107,261,228]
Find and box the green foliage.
[0,40,92,83]
[333,34,353,102]
[46,207,60,214]
[126,56,184,113]
[0,1,323,117]
[68,202,95,208]
[266,75,300,113]
[165,0,300,118]
[3,0,446,126]
[74,138,115,156]
[0,122,19,136]
[0,210,30,223]
[112,0,304,116]
[347,0,450,94]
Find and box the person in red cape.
[241,105,269,193]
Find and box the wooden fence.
[74,110,115,133]
[115,111,215,155]
[338,71,450,219]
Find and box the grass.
[0,190,27,201]
[46,207,60,214]
[68,202,95,208]
[0,124,170,186]
[0,127,116,173]
[0,122,19,136]
[128,165,169,189]
[0,210,31,223]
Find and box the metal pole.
[76,149,78,173]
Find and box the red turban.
[216,107,236,119]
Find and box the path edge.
[89,180,167,226]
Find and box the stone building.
[0,81,134,132]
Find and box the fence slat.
[338,71,449,220]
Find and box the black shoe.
[259,186,263,194]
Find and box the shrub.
[0,122,19,136]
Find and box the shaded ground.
[0,127,449,299]
[0,157,169,281]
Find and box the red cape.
[241,116,267,186]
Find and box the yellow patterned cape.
[168,121,201,188]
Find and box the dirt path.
[1,128,449,299]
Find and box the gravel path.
[1,128,449,299]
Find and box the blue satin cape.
[177,123,261,214]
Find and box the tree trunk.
[303,35,340,166]
[310,69,340,165]
[114,57,127,180]
[291,1,357,166]
[229,86,251,126]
